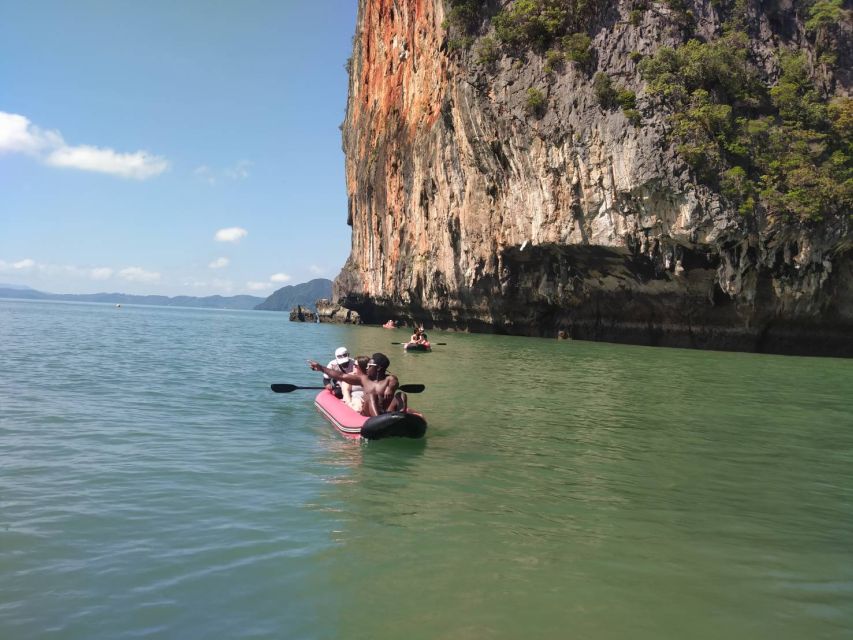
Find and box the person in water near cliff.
[308,352,406,416]
[323,346,355,399]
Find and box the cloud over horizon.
[208,257,230,269]
[0,111,168,180]
[1,259,152,285]
[0,258,37,271]
[118,266,161,283]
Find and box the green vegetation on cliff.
[640,32,852,222]
[445,0,852,222]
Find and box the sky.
[0,0,358,296]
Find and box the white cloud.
[215,227,248,243]
[0,258,36,272]
[90,267,113,280]
[308,265,325,275]
[247,281,273,291]
[194,165,216,185]
[194,160,251,186]
[0,113,62,155]
[208,257,230,269]
[12,258,36,270]
[270,272,291,283]
[118,266,161,283]
[0,111,167,180]
[46,145,168,180]
[224,160,251,180]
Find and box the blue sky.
[0,1,357,296]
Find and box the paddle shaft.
[392,342,446,345]
[271,383,425,393]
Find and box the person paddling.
[308,352,406,416]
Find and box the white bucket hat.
[334,346,350,364]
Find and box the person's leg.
[348,393,364,414]
[341,381,352,404]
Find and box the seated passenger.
[341,356,368,414]
[323,346,355,399]
[308,352,405,416]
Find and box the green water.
[1,299,851,638]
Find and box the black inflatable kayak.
[361,411,428,440]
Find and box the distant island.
[253,278,332,311]
[0,278,333,311]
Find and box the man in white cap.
[323,347,355,398]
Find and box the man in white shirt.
[323,346,355,398]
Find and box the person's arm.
[321,361,336,389]
[308,360,360,385]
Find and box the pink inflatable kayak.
[313,390,427,440]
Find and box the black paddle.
[391,342,447,345]
[271,383,425,393]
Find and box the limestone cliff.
[336,0,852,356]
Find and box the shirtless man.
[308,352,406,416]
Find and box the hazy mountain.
[0,283,33,290]
[254,278,332,311]
[0,287,265,310]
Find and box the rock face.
[336,0,852,356]
[289,305,317,322]
[316,299,362,324]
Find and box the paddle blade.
[398,384,425,393]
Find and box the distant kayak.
[403,341,431,352]
[382,321,396,329]
[313,390,427,440]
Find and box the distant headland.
[0,278,332,311]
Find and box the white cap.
[334,346,349,363]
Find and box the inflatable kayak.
[313,390,427,440]
[403,341,431,352]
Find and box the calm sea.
[1,299,851,639]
